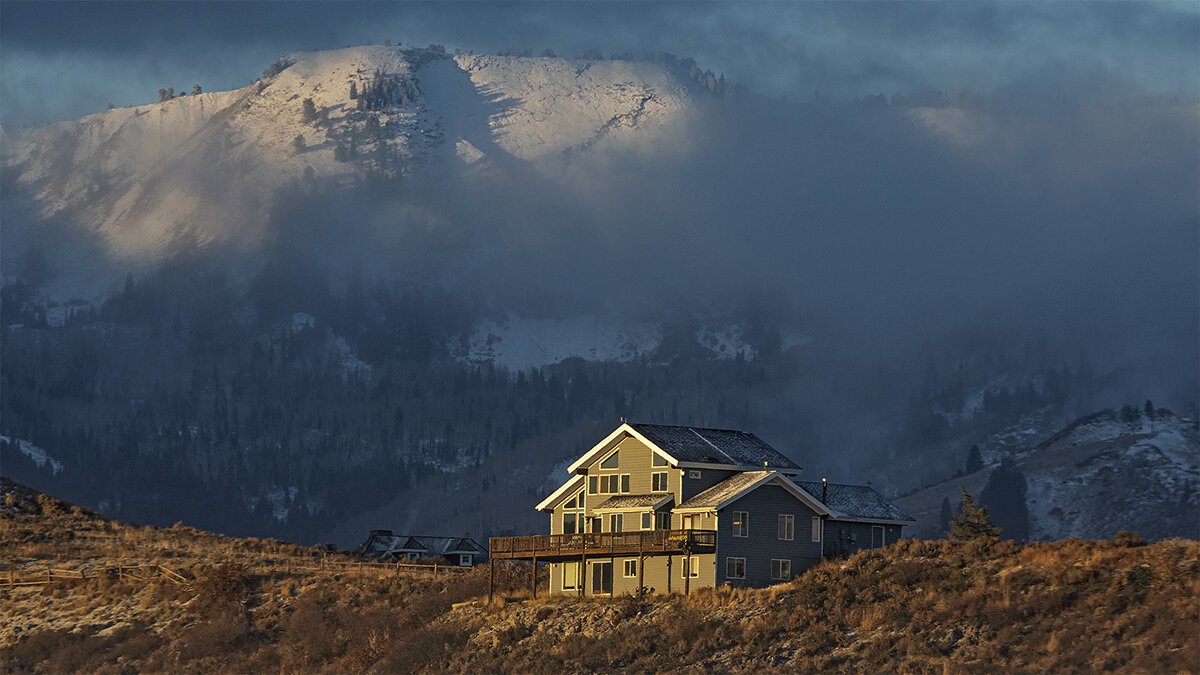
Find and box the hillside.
[2,478,1197,673]
[897,407,1200,541]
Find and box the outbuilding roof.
[358,534,487,560]
[794,481,916,523]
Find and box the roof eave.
[535,474,586,512]
[675,460,802,473]
[826,516,918,526]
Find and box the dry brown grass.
[2,477,1197,673]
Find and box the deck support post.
[580,535,587,597]
[531,555,537,599]
[684,551,691,596]
[488,558,494,605]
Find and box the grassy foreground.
[2,477,1197,673]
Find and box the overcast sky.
[2,1,1197,126]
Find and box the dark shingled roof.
[795,481,915,523]
[358,534,487,561]
[592,494,674,511]
[631,424,800,470]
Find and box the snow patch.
[1,435,64,475]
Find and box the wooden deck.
[489,529,717,562]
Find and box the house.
[489,423,914,595]
[357,531,487,567]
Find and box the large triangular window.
[600,450,620,470]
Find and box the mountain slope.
[2,46,697,277]
[897,408,1200,541]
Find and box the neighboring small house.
[357,531,487,567]
[489,422,915,595]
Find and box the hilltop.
[2,477,1197,673]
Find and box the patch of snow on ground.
[1,436,64,475]
[696,324,756,360]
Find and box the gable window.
[623,559,638,578]
[732,511,749,537]
[726,557,746,580]
[600,450,620,470]
[641,512,654,530]
[652,452,668,467]
[771,559,791,581]
[652,472,669,492]
[565,493,577,509]
[812,517,823,542]
[681,557,700,578]
[778,514,794,541]
[608,513,623,532]
[562,561,580,590]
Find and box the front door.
[682,514,694,530]
[871,525,885,549]
[591,561,613,594]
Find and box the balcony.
[489,529,717,561]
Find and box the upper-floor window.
[608,513,623,532]
[641,512,654,530]
[600,450,620,470]
[592,474,630,494]
[652,452,668,467]
[651,472,668,492]
[656,512,671,530]
[812,517,823,542]
[778,514,794,541]
[732,511,749,537]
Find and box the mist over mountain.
[1,40,1196,546]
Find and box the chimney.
[821,477,828,504]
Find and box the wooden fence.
[0,558,471,589]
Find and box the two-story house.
[490,423,914,596]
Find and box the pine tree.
[980,458,1029,542]
[965,444,983,474]
[939,496,952,537]
[301,98,317,124]
[950,487,1001,540]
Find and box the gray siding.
[715,484,824,587]
[824,521,903,558]
[679,468,738,503]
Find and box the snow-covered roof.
[795,481,916,524]
[592,494,674,512]
[631,424,801,470]
[358,534,486,559]
[675,471,833,515]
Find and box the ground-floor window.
[459,554,472,567]
[623,559,638,578]
[770,558,791,581]
[591,561,613,594]
[726,557,746,579]
[562,561,580,591]
[681,557,700,578]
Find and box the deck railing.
[489,529,716,559]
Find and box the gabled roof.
[358,533,486,558]
[675,470,834,516]
[535,474,587,512]
[592,494,674,512]
[794,481,916,524]
[567,423,801,474]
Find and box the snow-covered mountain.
[2,45,698,282]
[896,408,1199,541]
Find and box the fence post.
[433,563,438,579]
